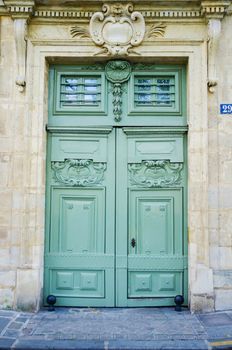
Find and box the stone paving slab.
[0,308,231,349]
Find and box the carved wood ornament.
[70,3,166,56]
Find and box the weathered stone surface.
[0,1,231,313]
[215,289,232,311]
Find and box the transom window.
[134,76,175,107]
[60,75,101,107]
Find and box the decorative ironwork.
[52,159,106,187]
[128,160,183,187]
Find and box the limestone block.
[10,246,20,267]
[188,210,206,230]
[13,136,26,153]
[219,188,232,209]
[11,156,25,188]
[190,293,215,313]
[219,229,232,247]
[0,159,9,187]
[1,17,14,39]
[214,270,232,289]
[220,160,232,184]
[0,249,10,266]
[0,67,14,98]
[12,106,27,137]
[32,245,43,268]
[215,289,232,311]
[208,210,219,231]
[210,246,232,269]
[0,227,8,240]
[0,288,14,309]
[208,154,219,186]
[12,192,25,210]
[218,210,232,236]
[209,228,219,245]
[188,155,208,184]
[0,271,15,288]
[0,138,12,153]
[10,228,21,245]
[0,209,11,226]
[192,264,214,295]
[188,132,204,153]
[208,187,219,210]
[188,185,207,212]
[11,211,23,228]
[1,40,15,69]
[15,268,40,311]
[0,191,12,207]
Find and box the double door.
[44,127,187,307]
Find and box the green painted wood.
[115,129,187,306]
[44,128,116,307]
[45,62,188,307]
[48,63,186,128]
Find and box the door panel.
[116,128,187,306]
[51,188,105,254]
[44,128,115,307]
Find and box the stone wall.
[0,2,231,312]
[0,16,17,309]
[0,15,44,311]
[209,13,232,311]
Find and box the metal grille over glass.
[60,75,101,107]
[134,76,175,107]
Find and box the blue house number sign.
[220,104,232,114]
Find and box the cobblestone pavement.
[0,308,231,349]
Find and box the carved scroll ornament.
[52,159,106,187]
[128,160,183,188]
[207,18,221,93]
[70,3,166,56]
[14,18,27,92]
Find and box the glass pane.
[137,93,152,104]
[60,75,101,107]
[156,78,171,105]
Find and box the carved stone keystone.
[70,3,166,56]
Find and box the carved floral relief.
[128,160,183,188]
[52,159,106,187]
[70,3,166,56]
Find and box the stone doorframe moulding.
[1,0,231,92]
[15,34,211,311]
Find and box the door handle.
[131,238,136,248]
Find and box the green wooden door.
[44,62,187,307]
[116,128,187,306]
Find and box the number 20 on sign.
[220,104,232,114]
